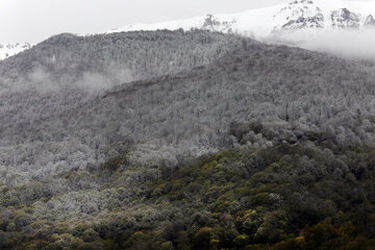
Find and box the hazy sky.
[0,0,289,43]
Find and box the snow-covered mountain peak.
[200,14,237,33]
[330,7,361,29]
[109,13,238,34]
[273,0,326,31]
[364,14,375,27]
[273,0,375,32]
[107,0,375,36]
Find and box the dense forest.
[0,30,375,249]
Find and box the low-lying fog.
[264,29,375,61]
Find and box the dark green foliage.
[1,137,375,249]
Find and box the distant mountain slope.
[273,0,375,31]
[110,0,375,36]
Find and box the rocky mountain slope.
[273,0,375,31]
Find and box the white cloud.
[266,29,375,61]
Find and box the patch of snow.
[0,42,32,60]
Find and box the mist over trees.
[0,29,375,249]
[1,30,375,185]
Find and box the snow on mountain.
[0,42,32,60]
[109,0,375,38]
[108,5,280,37]
[3,0,375,60]
[365,14,375,27]
[274,0,375,32]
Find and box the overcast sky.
[0,0,290,43]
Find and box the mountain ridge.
[3,0,375,60]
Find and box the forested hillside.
[1,30,375,249]
[0,30,239,185]
[0,30,234,84]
